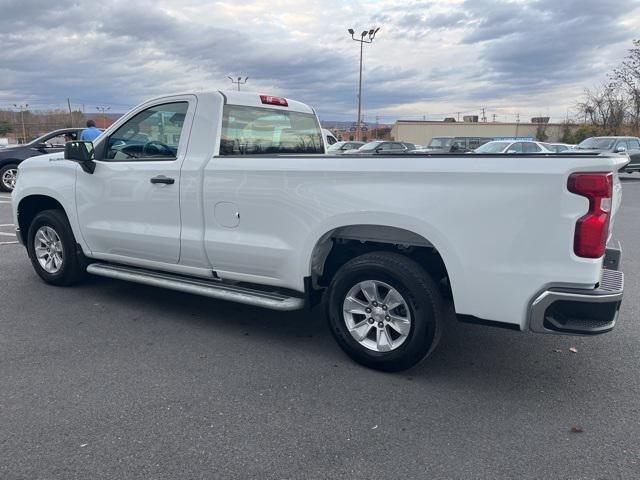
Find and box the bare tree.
[576,83,626,134]
[612,39,640,131]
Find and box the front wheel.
[326,252,444,372]
[27,209,85,286]
[0,164,18,192]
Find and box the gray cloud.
[0,0,638,121]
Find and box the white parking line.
[0,241,18,245]
[0,224,14,227]
[0,232,16,236]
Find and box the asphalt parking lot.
[1,177,640,480]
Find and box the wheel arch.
[303,218,462,307]
[16,194,87,256]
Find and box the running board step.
[86,263,304,311]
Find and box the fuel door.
[214,202,241,228]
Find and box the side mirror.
[64,141,95,173]
[615,145,627,153]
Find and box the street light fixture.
[228,75,249,91]
[348,26,380,141]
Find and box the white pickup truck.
[11,91,626,371]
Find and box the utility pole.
[96,106,110,129]
[13,104,28,143]
[348,26,380,141]
[228,76,248,91]
[67,98,74,127]
[481,108,486,122]
[492,113,497,122]
[515,113,520,137]
[457,112,460,122]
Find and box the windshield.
[358,141,383,151]
[576,138,616,150]
[220,105,324,155]
[428,137,452,149]
[475,141,510,153]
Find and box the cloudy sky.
[0,0,639,122]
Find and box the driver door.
[76,97,195,264]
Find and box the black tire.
[27,209,85,286]
[326,252,444,372]
[0,163,18,192]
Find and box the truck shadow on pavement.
[82,274,621,396]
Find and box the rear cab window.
[219,105,324,155]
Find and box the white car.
[474,140,554,154]
[12,91,626,371]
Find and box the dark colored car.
[0,128,85,192]
[343,141,412,154]
[574,136,640,173]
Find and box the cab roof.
[220,90,315,115]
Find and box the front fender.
[12,156,89,254]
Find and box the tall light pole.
[13,103,28,143]
[228,76,249,91]
[348,27,380,141]
[96,106,110,128]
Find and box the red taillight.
[260,95,288,107]
[567,173,613,258]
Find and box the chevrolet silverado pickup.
[11,91,626,371]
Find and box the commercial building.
[391,120,577,145]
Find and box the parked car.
[343,140,411,154]
[574,136,640,173]
[0,128,85,192]
[425,136,493,153]
[544,143,575,153]
[327,141,365,154]
[12,90,625,372]
[474,140,554,154]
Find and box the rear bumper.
[529,245,624,335]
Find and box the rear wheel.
[27,209,85,286]
[326,252,444,372]
[0,164,18,192]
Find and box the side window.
[391,142,405,150]
[105,102,188,161]
[44,134,68,148]
[379,143,393,151]
[326,135,337,145]
[509,142,523,153]
[627,139,640,150]
[524,142,542,153]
